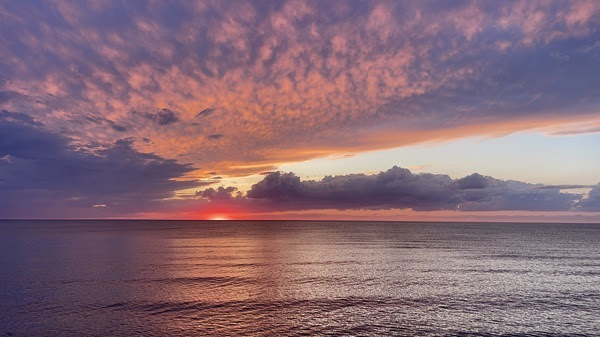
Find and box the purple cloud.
[0,1,599,177]
[0,111,201,218]
[197,167,584,212]
[577,184,600,211]
[143,108,180,126]
[196,186,240,200]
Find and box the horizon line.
[1,218,599,225]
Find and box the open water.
[1,220,599,336]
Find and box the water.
[0,221,599,336]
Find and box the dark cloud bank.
[0,111,200,218]
[200,168,600,213]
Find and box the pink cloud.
[0,0,599,182]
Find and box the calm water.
[0,221,599,336]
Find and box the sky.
[1,0,599,221]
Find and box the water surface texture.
[1,221,599,336]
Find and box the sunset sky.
[1,0,599,221]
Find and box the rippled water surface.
[1,221,599,336]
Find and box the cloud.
[196,186,240,200]
[194,167,586,212]
[2,104,595,218]
[551,126,600,135]
[0,110,41,126]
[143,108,180,126]
[0,91,25,102]
[577,184,600,211]
[456,173,488,190]
[536,184,595,190]
[208,134,224,140]
[195,107,216,118]
[82,114,128,133]
[0,111,201,218]
[108,120,127,132]
[0,1,599,177]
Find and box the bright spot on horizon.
[209,215,230,221]
[1,1,599,222]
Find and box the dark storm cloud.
[143,108,180,126]
[0,112,200,218]
[208,167,582,212]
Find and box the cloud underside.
[198,168,600,213]
[0,1,599,177]
[0,112,201,218]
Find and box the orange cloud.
[1,0,599,182]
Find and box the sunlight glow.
[209,214,230,221]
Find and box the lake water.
[1,220,599,336]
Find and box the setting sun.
[209,214,230,221]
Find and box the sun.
[209,214,230,221]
